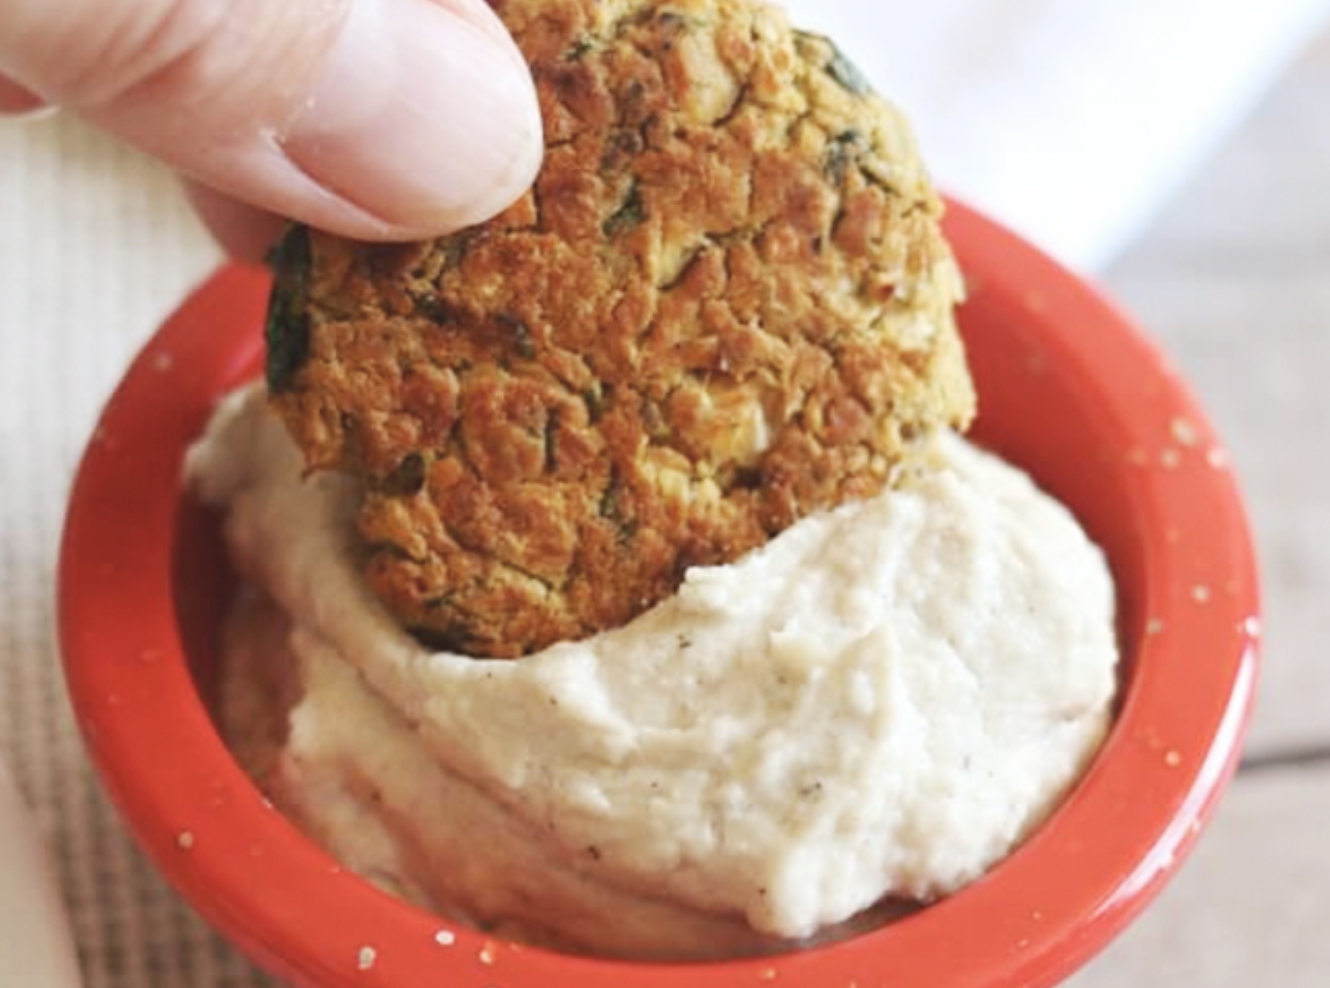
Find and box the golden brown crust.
[267,0,975,657]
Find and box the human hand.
[0,0,543,259]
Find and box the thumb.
[0,0,543,240]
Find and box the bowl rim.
[58,199,1260,988]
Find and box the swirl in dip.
[188,385,1118,960]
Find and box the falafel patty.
[266,0,975,657]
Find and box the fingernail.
[5,103,59,124]
[284,0,542,236]
[0,78,57,120]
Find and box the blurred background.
[1,1,1327,985]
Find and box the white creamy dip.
[188,385,1118,960]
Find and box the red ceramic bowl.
[59,200,1259,988]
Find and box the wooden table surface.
[1067,24,1330,988]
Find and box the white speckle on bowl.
[759,968,778,982]
[1243,616,1261,637]
[1206,447,1230,469]
[478,941,497,965]
[1170,417,1199,447]
[176,831,195,851]
[1164,750,1182,768]
[434,929,456,947]
[357,946,376,971]
[1159,448,1181,470]
[1192,585,1212,604]
[1146,618,1165,637]
[151,352,175,373]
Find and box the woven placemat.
[0,114,278,988]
